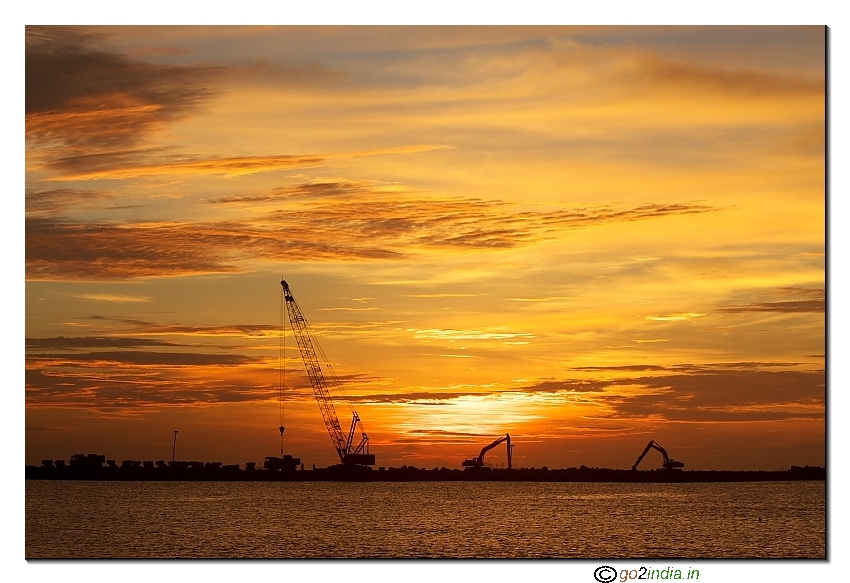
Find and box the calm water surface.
[25,480,824,558]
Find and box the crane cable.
[284,276,286,455]
[296,296,363,457]
[294,301,356,417]
[286,286,366,456]
[313,333,356,416]
[311,322,366,452]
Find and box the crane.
[631,440,684,471]
[281,280,375,466]
[462,434,513,469]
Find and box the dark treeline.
[25,454,826,482]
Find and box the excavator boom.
[632,440,656,470]
[463,434,513,469]
[632,440,684,471]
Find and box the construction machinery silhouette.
[463,434,513,469]
[281,280,375,466]
[632,440,684,470]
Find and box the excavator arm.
[632,440,656,470]
[652,442,671,465]
[463,434,513,469]
[632,440,684,471]
[477,435,509,461]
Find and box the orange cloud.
[81,317,280,338]
[717,288,825,314]
[45,145,451,181]
[26,188,112,216]
[26,197,719,280]
[24,340,824,425]
[717,300,825,314]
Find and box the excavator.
[462,434,513,469]
[631,440,684,471]
[281,280,375,466]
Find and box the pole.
[172,430,178,462]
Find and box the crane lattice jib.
[282,282,348,460]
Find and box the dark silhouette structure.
[462,434,513,469]
[632,440,685,470]
[281,280,375,466]
[264,455,301,471]
[25,454,824,483]
[70,453,105,469]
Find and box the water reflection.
[26,481,825,558]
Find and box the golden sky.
[25,26,825,470]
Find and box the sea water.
[25,480,825,558]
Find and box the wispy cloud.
[508,296,573,302]
[25,367,278,411]
[630,52,825,97]
[717,300,825,314]
[408,327,534,341]
[716,287,824,314]
[645,312,705,322]
[406,429,489,438]
[24,357,367,412]
[27,196,719,281]
[318,307,379,312]
[46,145,449,181]
[28,351,262,367]
[26,189,113,216]
[82,316,280,338]
[352,389,501,404]
[406,293,482,298]
[26,336,182,350]
[212,180,383,204]
[76,293,152,303]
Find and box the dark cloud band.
[26,26,219,152]
[26,198,718,281]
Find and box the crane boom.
[281,280,375,465]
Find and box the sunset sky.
[24,26,825,470]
